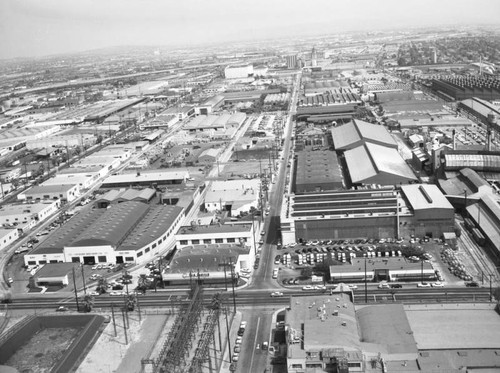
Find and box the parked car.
[417,282,431,288]
[302,285,314,290]
[465,281,479,287]
[432,282,444,287]
[390,284,403,289]
[270,291,284,297]
[56,306,69,312]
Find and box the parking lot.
[271,233,488,289]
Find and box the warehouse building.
[286,295,418,373]
[280,184,454,245]
[100,170,188,188]
[399,184,455,238]
[204,179,261,216]
[162,243,251,286]
[18,184,80,203]
[329,257,436,283]
[24,201,184,266]
[293,150,343,193]
[0,200,61,233]
[331,119,398,151]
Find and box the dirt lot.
[5,326,82,373]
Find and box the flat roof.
[287,293,359,355]
[357,304,418,355]
[0,201,56,215]
[405,304,500,349]
[166,244,249,273]
[176,223,252,236]
[34,262,76,278]
[102,170,188,185]
[330,257,433,274]
[401,184,454,211]
[23,184,76,195]
[295,150,343,189]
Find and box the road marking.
[249,316,261,372]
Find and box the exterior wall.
[24,252,66,266]
[399,208,455,238]
[294,216,396,242]
[175,226,256,251]
[0,229,20,252]
[35,275,69,286]
[19,185,80,202]
[64,245,115,263]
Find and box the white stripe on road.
[249,316,261,373]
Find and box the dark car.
[465,281,479,287]
[390,284,403,289]
[237,328,245,336]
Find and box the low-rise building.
[0,228,20,252]
[18,184,80,203]
[0,200,61,232]
[204,179,261,216]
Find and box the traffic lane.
[236,308,273,373]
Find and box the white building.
[24,201,185,266]
[0,228,20,252]
[18,184,80,203]
[204,179,261,216]
[224,64,254,79]
[0,200,61,232]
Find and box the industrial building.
[293,150,343,193]
[431,76,500,101]
[18,184,80,203]
[23,201,185,266]
[175,223,257,252]
[0,228,20,252]
[285,295,500,373]
[100,170,189,189]
[280,184,455,245]
[203,179,261,216]
[458,97,500,132]
[161,243,251,286]
[329,257,436,283]
[0,200,61,233]
[196,95,225,115]
[224,64,254,79]
[331,119,398,151]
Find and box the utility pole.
[72,266,80,312]
[364,258,368,303]
[81,264,87,294]
[111,303,117,337]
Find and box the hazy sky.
[1,0,499,59]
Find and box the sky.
[0,0,499,59]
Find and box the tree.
[83,294,95,312]
[96,277,108,294]
[300,267,313,280]
[126,293,137,311]
[137,274,152,294]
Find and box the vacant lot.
[5,327,82,373]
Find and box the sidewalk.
[219,311,241,373]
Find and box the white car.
[88,291,100,296]
[378,282,390,289]
[432,282,445,287]
[270,291,284,297]
[348,284,358,289]
[235,337,243,345]
[314,285,326,290]
[417,282,432,288]
[110,291,125,296]
[302,285,314,291]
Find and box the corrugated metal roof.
[401,184,454,210]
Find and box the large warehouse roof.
[357,304,418,355]
[331,119,397,150]
[294,150,343,192]
[401,184,454,211]
[31,201,183,254]
[345,143,416,185]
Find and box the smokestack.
[452,129,456,150]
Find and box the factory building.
[293,150,343,193]
[224,64,254,79]
[24,201,184,266]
